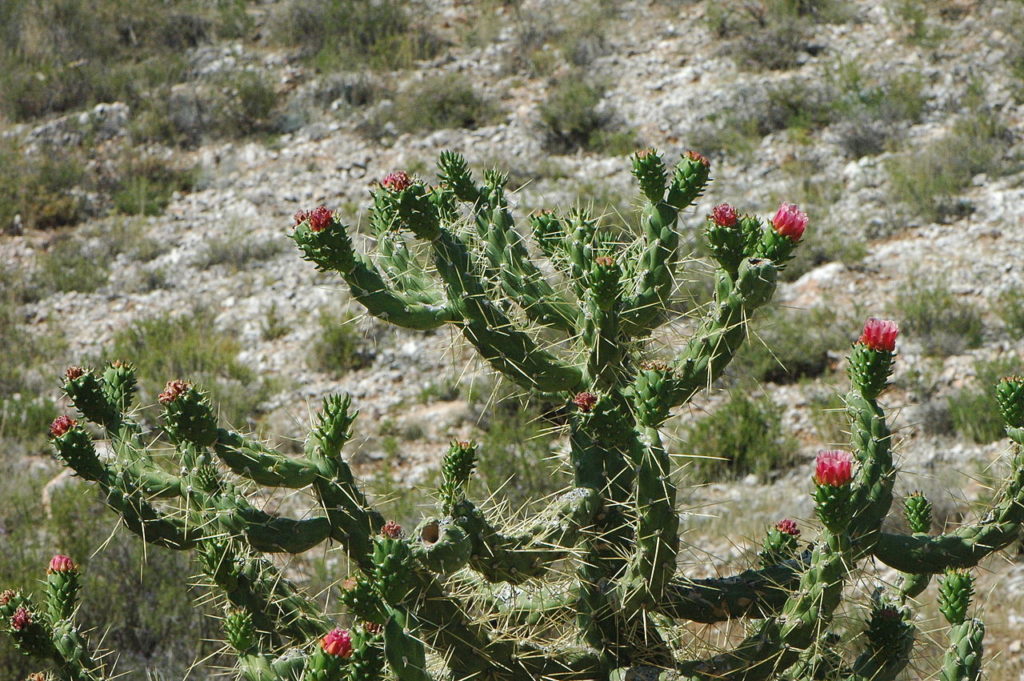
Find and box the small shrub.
[197,232,287,271]
[106,308,272,427]
[32,237,111,294]
[539,78,636,154]
[261,303,291,341]
[272,0,441,71]
[949,357,1022,444]
[0,141,86,231]
[830,64,927,158]
[729,306,848,384]
[886,111,1008,223]
[111,155,198,216]
[995,287,1024,337]
[887,0,950,47]
[210,70,280,138]
[892,276,984,356]
[683,391,797,481]
[390,74,501,133]
[310,312,374,377]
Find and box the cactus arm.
[621,152,710,336]
[220,500,332,554]
[618,425,678,613]
[293,221,459,330]
[844,391,896,556]
[429,226,583,392]
[940,619,984,681]
[665,260,778,409]
[872,443,1023,573]
[657,559,803,623]
[213,430,319,488]
[441,487,600,583]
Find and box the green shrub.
[272,0,441,71]
[105,308,272,427]
[32,237,111,294]
[893,276,984,356]
[0,141,86,231]
[949,357,1021,444]
[211,70,280,138]
[539,78,636,155]
[309,312,374,377]
[197,232,287,271]
[683,391,797,481]
[995,287,1024,337]
[886,111,1009,223]
[729,306,849,384]
[390,74,501,133]
[111,154,198,216]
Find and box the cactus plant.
[5,149,1024,681]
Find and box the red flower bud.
[572,392,598,413]
[65,367,85,381]
[710,203,738,227]
[381,171,412,192]
[308,206,333,232]
[293,209,310,226]
[0,590,13,607]
[321,628,352,658]
[814,450,854,487]
[48,555,77,574]
[158,380,190,405]
[858,318,899,353]
[362,621,383,634]
[381,520,403,538]
[775,518,800,536]
[771,202,808,242]
[11,607,31,631]
[686,150,710,168]
[594,255,616,267]
[49,415,77,438]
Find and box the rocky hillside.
[2,0,1024,678]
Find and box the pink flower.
[573,392,598,413]
[158,380,190,405]
[65,366,85,381]
[11,607,31,631]
[381,171,412,192]
[48,555,77,574]
[381,520,403,538]
[858,318,899,353]
[775,519,800,536]
[710,203,738,227]
[771,203,808,242]
[321,628,352,658]
[686,150,710,168]
[49,415,77,438]
[814,450,854,487]
[308,206,333,232]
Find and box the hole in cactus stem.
[421,521,440,545]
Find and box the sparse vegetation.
[539,77,636,155]
[995,286,1024,337]
[887,110,1010,223]
[389,74,501,134]
[310,312,374,377]
[682,391,797,480]
[729,305,850,384]
[893,275,984,356]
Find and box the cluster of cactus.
[4,149,1024,681]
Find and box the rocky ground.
[2,0,1024,678]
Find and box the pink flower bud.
[48,555,77,574]
[49,415,77,438]
[381,171,412,192]
[381,520,403,538]
[710,203,738,227]
[65,366,85,381]
[0,590,13,607]
[321,628,352,658]
[293,209,310,226]
[573,392,598,413]
[158,380,190,405]
[11,607,31,631]
[775,519,800,536]
[771,202,807,242]
[858,318,899,353]
[814,450,854,487]
[308,206,333,232]
[686,150,710,168]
